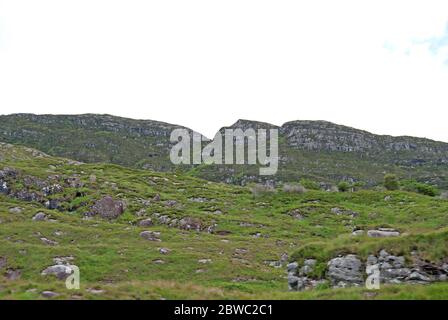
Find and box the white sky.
[0,1,447,141]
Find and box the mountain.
[1,113,447,188]
[1,142,448,299]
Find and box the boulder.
[138,218,153,227]
[89,196,125,219]
[408,271,432,282]
[287,262,299,274]
[367,229,400,238]
[32,212,47,221]
[41,265,74,280]
[327,255,363,287]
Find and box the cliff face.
[282,120,448,154]
[1,114,447,188]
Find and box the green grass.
[1,143,448,299]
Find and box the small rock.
[32,212,47,221]
[287,262,299,273]
[5,269,21,280]
[408,271,432,282]
[8,207,22,214]
[0,257,7,269]
[41,291,59,298]
[40,237,58,246]
[164,200,177,207]
[367,229,400,238]
[366,255,378,266]
[152,259,165,264]
[138,218,153,227]
[87,288,105,294]
[140,231,161,241]
[159,248,170,255]
[352,230,365,236]
[198,259,212,264]
[53,256,74,265]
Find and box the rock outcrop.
[288,250,448,291]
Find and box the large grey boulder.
[88,196,125,219]
[41,265,74,280]
[327,255,363,287]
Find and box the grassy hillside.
[1,142,448,299]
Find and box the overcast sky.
[1,1,447,141]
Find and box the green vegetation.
[337,181,351,192]
[384,174,399,191]
[401,179,440,197]
[1,143,448,299]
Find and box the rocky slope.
[1,114,447,188]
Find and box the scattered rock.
[330,207,358,217]
[408,271,432,283]
[53,256,74,265]
[367,228,400,238]
[159,248,170,255]
[265,260,283,268]
[5,269,21,280]
[288,209,304,220]
[40,237,58,246]
[138,218,153,227]
[179,217,203,232]
[41,291,59,298]
[287,262,299,274]
[198,259,212,264]
[152,194,160,201]
[152,259,165,264]
[0,257,7,269]
[8,207,22,214]
[164,200,177,207]
[140,231,161,241]
[352,230,365,236]
[32,212,47,221]
[189,197,208,203]
[87,288,105,295]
